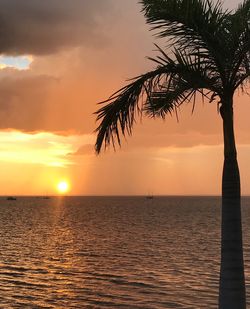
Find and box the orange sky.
[0,0,249,196]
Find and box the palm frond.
[234,0,250,19]
[141,0,230,68]
[144,48,220,117]
[227,0,250,88]
[95,67,167,153]
[95,48,220,153]
[140,0,250,92]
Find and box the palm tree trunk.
[219,102,246,309]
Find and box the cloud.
[0,0,113,55]
[0,70,57,131]
[0,0,155,134]
[70,144,94,156]
[0,130,94,166]
[0,0,246,150]
[0,130,74,167]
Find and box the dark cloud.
[0,0,153,134]
[0,70,57,131]
[0,0,113,55]
[0,65,100,134]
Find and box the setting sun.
[57,181,69,194]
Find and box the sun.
[57,181,69,194]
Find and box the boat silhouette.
[7,196,16,201]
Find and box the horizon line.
[1,194,250,197]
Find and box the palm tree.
[95,1,250,308]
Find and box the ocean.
[0,196,249,308]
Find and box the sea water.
[0,196,249,308]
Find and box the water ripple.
[0,196,248,308]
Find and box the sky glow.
[0,131,93,167]
[0,56,32,70]
[0,0,248,195]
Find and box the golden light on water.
[57,181,69,194]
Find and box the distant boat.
[146,195,154,200]
[42,196,50,199]
[7,196,16,201]
[41,191,50,199]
